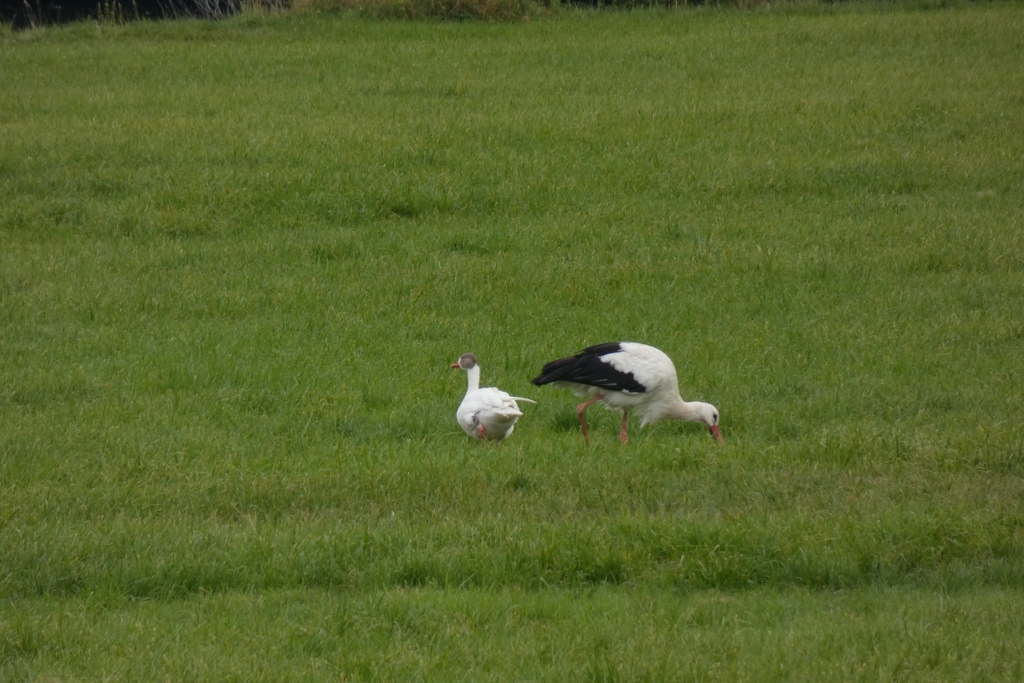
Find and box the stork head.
[451,353,478,371]
[693,402,723,442]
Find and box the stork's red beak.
[710,425,723,443]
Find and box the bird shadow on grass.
[551,411,583,436]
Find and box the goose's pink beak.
[710,425,723,443]
[450,361,460,369]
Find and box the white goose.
[532,342,722,444]
[452,353,535,442]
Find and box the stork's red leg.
[576,395,603,444]
[619,410,629,444]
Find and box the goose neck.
[465,365,481,393]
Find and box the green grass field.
[2,3,1024,680]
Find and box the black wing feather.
[531,343,646,393]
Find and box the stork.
[531,342,722,444]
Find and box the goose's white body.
[532,342,722,444]
[452,353,534,442]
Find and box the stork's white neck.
[464,364,481,394]
[652,394,709,425]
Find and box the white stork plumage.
[452,353,535,442]
[531,342,723,444]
